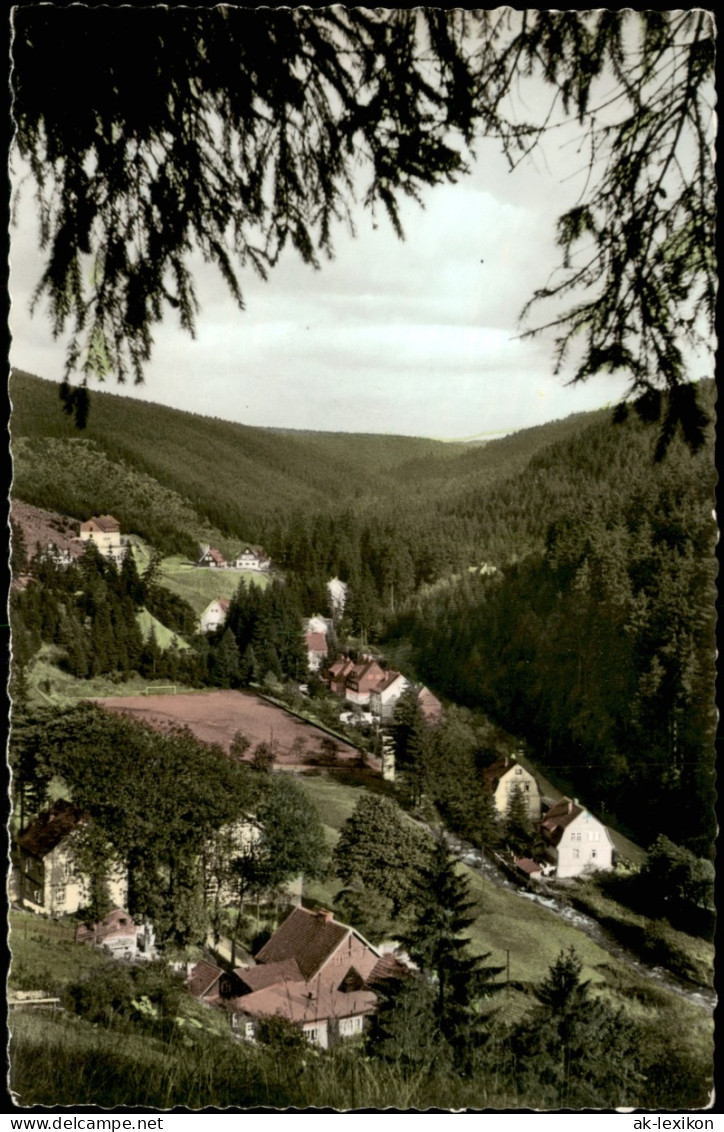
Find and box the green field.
[136,607,191,650]
[158,556,270,614]
[295,774,713,1023]
[26,645,194,708]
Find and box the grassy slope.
[136,607,191,650]
[158,556,269,614]
[294,775,713,1009]
[25,645,197,708]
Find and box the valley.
[7,370,716,1111]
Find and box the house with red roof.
[197,545,227,569]
[417,686,443,723]
[200,597,231,634]
[305,630,328,672]
[187,960,228,1001]
[14,800,127,916]
[75,907,155,959]
[214,906,407,1048]
[540,797,614,878]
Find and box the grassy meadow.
[25,645,196,708]
[157,555,270,614]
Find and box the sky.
[8,28,644,441]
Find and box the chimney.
[504,755,509,768]
[573,797,579,807]
[316,909,333,923]
[568,799,573,814]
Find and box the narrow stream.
[446,835,716,1013]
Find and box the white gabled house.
[80,515,124,562]
[200,597,231,634]
[540,797,615,878]
[14,800,127,916]
[232,546,270,572]
[369,671,409,722]
[483,754,543,822]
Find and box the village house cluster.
[197,544,271,571]
[12,514,616,1051]
[11,755,615,1048]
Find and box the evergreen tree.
[210,628,241,688]
[367,975,445,1073]
[510,947,644,1107]
[10,519,28,574]
[334,794,433,918]
[139,626,162,680]
[504,784,533,857]
[401,835,502,1065]
[119,548,145,607]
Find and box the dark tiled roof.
[366,953,412,987]
[188,960,225,999]
[345,660,385,693]
[255,907,349,980]
[482,756,516,790]
[82,515,120,532]
[540,797,582,846]
[16,799,84,859]
[235,958,303,992]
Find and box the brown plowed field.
[93,689,365,770]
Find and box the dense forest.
[385,392,717,856]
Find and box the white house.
[483,754,543,822]
[79,515,124,561]
[327,577,347,617]
[14,800,127,916]
[305,614,332,634]
[200,597,231,634]
[232,546,270,572]
[369,671,409,722]
[540,797,615,878]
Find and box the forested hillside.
[385,384,717,856]
[11,370,716,854]
[11,369,608,572]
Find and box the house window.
[524,782,530,792]
[515,767,523,775]
[591,850,598,860]
[305,1027,321,1046]
[572,849,580,859]
[55,886,66,905]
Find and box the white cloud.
[9,111,631,438]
